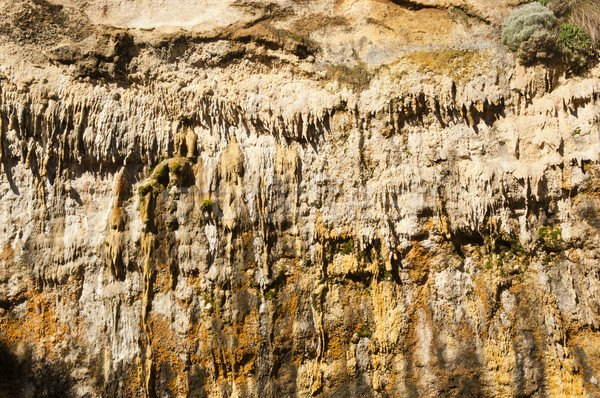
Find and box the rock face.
[0,0,599,397]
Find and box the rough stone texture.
[0,0,599,397]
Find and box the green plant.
[341,239,354,255]
[203,294,215,315]
[270,26,319,56]
[200,199,214,213]
[485,257,493,269]
[502,2,558,63]
[448,6,470,24]
[273,268,287,286]
[558,22,594,67]
[264,289,276,300]
[538,226,564,252]
[539,0,551,6]
[466,285,474,296]
[559,22,592,51]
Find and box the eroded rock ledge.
[0,0,599,397]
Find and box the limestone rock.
[0,0,600,397]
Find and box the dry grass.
[569,0,600,46]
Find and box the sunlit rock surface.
[0,0,599,396]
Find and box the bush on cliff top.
[502,3,558,63]
[559,22,594,66]
[503,1,598,70]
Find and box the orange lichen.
[404,241,433,285]
[0,289,79,363]
[231,311,261,374]
[325,333,347,361]
[147,313,188,396]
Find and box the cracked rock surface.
[0,0,600,397]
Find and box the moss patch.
[200,200,214,213]
[325,61,373,92]
[538,226,564,252]
[403,49,487,82]
[138,183,153,197]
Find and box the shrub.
[559,22,594,67]
[341,239,354,255]
[502,2,558,63]
[559,22,592,52]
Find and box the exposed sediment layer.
[1,0,600,397]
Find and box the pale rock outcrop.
[0,0,600,397]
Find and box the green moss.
[356,246,374,264]
[203,294,215,315]
[448,6,470,24]
[324,237,356,264]
[509,237,526,257]
[481,232,530,274]
[485,258,493,269]
[264,289,276,300]
[500,267,507,278]
[138,183,153,197]
[273,268,287,287]
[325,61,373,92]
[543,253,555,266]
[538,226,564,252]
[153,163,169,182]
[200,199,214,213]
[270,26,319,55]
[341,239,354,255]
[465,285,474,297]
[170,162,182,174]
[311,292,319,310]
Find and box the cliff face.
[1,0,600,397]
